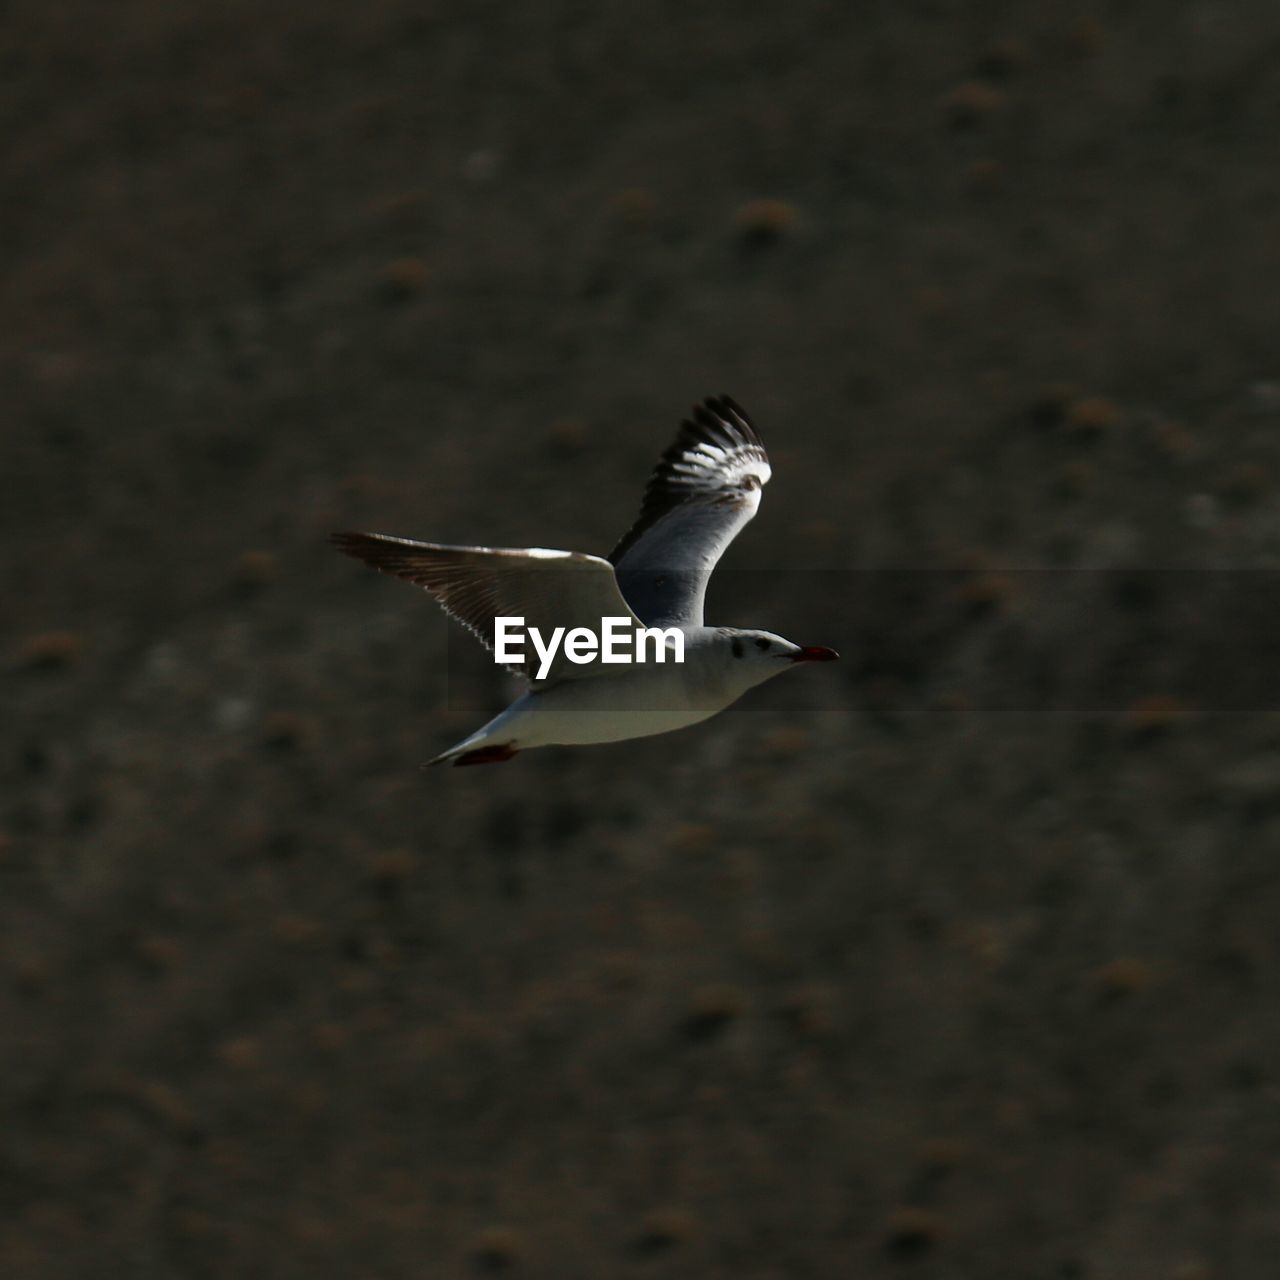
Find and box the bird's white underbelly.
[503,667,730,747]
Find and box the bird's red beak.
[791,645,839,663]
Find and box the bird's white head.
[718,628,839,691]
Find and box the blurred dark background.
[6,1,1280,1275]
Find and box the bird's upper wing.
[331,533,644,681]
[609,395,771,626]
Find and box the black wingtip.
[330,530,374,563]
[329,530,412,575]
[330,529,403,552]
[683,395,762,451]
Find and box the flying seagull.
[332,395,838,765]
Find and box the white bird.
[332,395,838,765]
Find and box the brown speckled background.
[6,2,1280,1276]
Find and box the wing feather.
[609,395,771,626]
[331,533,643,681]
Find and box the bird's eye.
[755,638,771,651]
[731,638,744,659]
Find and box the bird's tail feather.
[426,731,519,767]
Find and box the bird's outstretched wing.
[331,533,643,681]
[609,395,771,626]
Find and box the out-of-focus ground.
[5,2,1280,1275]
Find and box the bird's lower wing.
[331,532,643,681]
